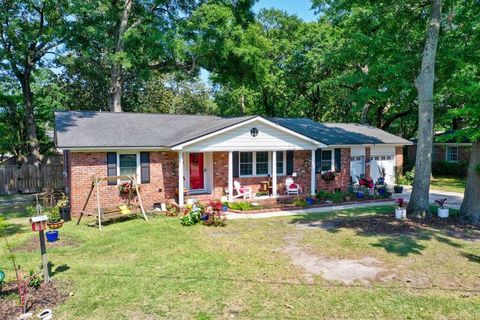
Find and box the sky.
[253,0,317,22]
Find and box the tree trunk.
[460,141,480,225]
[19,72,41,162]
[360,102,370,124]
[108,0,133,112]
[240,92,245,115]
[407,0,442,218]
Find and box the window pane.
[240,152,253,163]
[321,150,332,171]
[240,152,253,176]
[119,154,137,176]
[256,152,269,175]
[447,147,458,161]
[276,151,284,174]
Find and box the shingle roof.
[269,118,412,145]
[55,111,255,148]
[54,111,411,149]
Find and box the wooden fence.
[0,164,64,195]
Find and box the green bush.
[228,202,260,211]
[293,197,308,207]
[432,160,468,177]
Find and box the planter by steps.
[438,207,449,218]
[395,208,407,220]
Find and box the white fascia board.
[171,116,325,150]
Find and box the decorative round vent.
[250,127,259,137]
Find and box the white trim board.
[171,116,325,150]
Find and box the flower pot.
[60,207,71,222]
[46,230,59,242]
[438,207,449,218]
[394,185,404,194]
[306,197,315,206]
[221,205,228,212]
[345,196,351,201]
[356,192,364,199]
[395,208,407,220]
[47,220,64,230]
[37,309,53,320]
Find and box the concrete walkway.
[225,201,394,220]
[401,186,464,209]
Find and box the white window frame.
[275,151,287,176]
[446,146,459,162]
[116,152,141,183]
[320,149,335,173]
[238,151,286,177]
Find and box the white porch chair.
[233,181,252,199]
[285,177,301,195]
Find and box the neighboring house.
[55,111,411,215]
[407,131,471,175]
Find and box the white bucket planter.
[37,309,53,320]
[438,207,449,218]
[395,208,407,220]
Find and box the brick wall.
[69,151,178,215]
[365,146,371,177]
[395,146,404,178]
[316,148,351,193]
[212,152,228,198]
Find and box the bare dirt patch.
[14,234,81,252]
[0,281,68,320]
[283,232,388,285]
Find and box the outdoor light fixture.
[250,127,259,137]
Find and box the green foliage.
[227,202,259,211]
[180,205,202,226]
[293,197,308,208]
[27,269,42,289]
[46,207,61,223]
[432,161,469,178]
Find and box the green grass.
[1,203,479,319]
[431,176,466,193]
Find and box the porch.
[176,150,317,206]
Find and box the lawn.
[431,176,466,193]
[1,204,480,319]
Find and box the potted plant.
[356,186,365,199]
[46,207,64,229]
[435,198,449,218]
[321,171,336,181]
[395,198,407,220]
[394,185,404,193]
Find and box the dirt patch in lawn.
[13,234,81,253]
[283,232,389,285]
[0,281,68,320]
[296,214,480,242]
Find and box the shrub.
[432,160,468,177]
[293,197,308,207]
[255,191,269,197]
[180,205,202,226]
[228,202,260,211]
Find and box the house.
[407,131,471,176]
[54,111,411,215]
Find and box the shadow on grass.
[48,263,70,277]
[290,205,474,257]
[461,252,480,263]
[1,222,28,236]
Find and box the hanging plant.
[118,181,137,195]
[321,171,336,181]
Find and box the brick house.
[406,131,471,176]
[55,112,411,215]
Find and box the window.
[276,151,284,174]
[238,151,284,177]
[250,127,259,137]
[321,150,333,172]
[119,154,138,177]
[239,152,253,176]
[256,152,269,175]
[446,146,458,162]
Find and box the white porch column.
[272,151,277,197]
[311,149,316,196]
[228,151,233,202]
[178,151,185,206]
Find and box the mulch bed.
[315,213,480,240]
[0,281,68,320]
[228,198,394,214]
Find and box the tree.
[407,0,442,217]
[67,0,202,112]
[0,0,70,160]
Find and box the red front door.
[189,153,204,190]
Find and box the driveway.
[400,186,464,209]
